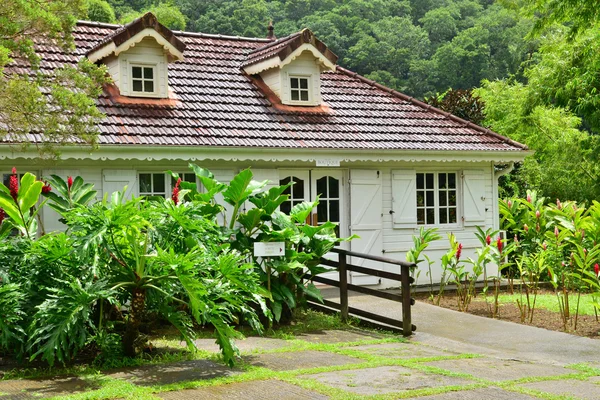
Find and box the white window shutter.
[102,170,137,201]
[391,169,417,228]
[462,170,486,226]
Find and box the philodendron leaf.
[0,192,20,223]
[237,208,266,231]
[18,174,43,212]
[290,199,318,224]
[224,169,263,206]
[302,282,324,303]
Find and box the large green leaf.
[223,169,254,206]
[18,175,43,212]
[290,199,318,224]
[0,192,21,224]
[237,208,266,231]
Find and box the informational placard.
[254,242,285,257]
[316,159,341,167]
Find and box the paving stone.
[158,379,328,399]
[108,359,240,387]
[306,365,474,395]
[0,376,97,399]
[519,379,600,399]
[403,387,539,399]
[343,342,456,359]
[424,358,572,382]
[191,337,291,354]
[295,329,384,344]
[245,350,362,371]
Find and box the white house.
[0,13,529,285]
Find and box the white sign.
[316,159,341,167]
[254,242,285,257]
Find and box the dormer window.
[290,76,310,102]
[85,13,185,100]
[131,64,156,95]
[242,28,338,108]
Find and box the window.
[416,172,457,225]
[290,76,310,102]
[279,176,306,214]
[139,173,166,198]
[131,65,155,94]
[139,172,196,199]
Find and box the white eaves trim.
[0,145,532,164]
[244,43,336,75]
[88,28,184,63]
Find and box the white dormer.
[86,13,185,99]
[243,29,338,107]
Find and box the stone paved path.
[0,326,598,399]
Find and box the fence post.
[339,251,349,323]
[401,264,412,337]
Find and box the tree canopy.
[0,0,109,157]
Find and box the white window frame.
[129,63,158,97]
[138,172,197,198]
[288,74,312,105]
[416,171,459,227]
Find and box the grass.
[473,292,600,317]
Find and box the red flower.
[41,181,51,194]
[542,242,547,251]
[595,263,599,277]
[507,200,512,208]
[172,178,182,205]
[485,235,491,245]
[9,168,18,202]
[456,243,463,261]
[0,208,4,225]
[535,210,541,219]
[526,193,532,203]
[524,224,529,232]
[497,236,503,253]
[556,199,562,209]
[554,226,559,239]
[67,176,73,190]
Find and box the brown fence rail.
[308,248,416,336]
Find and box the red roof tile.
[4,20,527,153]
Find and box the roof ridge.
[76,20,273,43]
[334,66,528,151]
[247,31,302,54]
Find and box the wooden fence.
[308,248,416,336]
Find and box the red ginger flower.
[9,168,18,202]
[67,176,73,190]
[527,193,532,203]
[456,243,463,261]
[172,178,182,205]
[524,224,529,232]
[497,236,503,253]
[536,210,541,219]
[554,226,559,239]
[41,181,51,194]
[0,208,4,225]
[595,263,600,277]
[486,235,491,245]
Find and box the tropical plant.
[406,227,441,296]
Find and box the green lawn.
[475,292,600,316]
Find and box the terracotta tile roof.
[4,20,527,152]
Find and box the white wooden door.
[349,169,382,285]
[311,170,347,282]
[102,169,136,201]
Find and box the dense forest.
[81,0,600,203]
